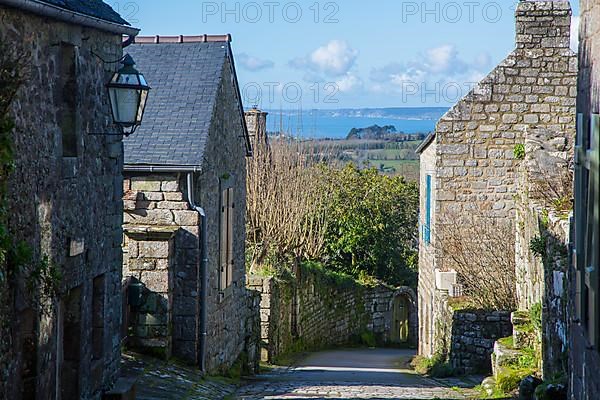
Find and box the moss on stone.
[496,366,536,393]
[498,336,514,349]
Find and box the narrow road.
[234,348,480,399]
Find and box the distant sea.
[263,107,448,139]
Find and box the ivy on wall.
[0,41,27,283]
[0,42,62,302]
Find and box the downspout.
[122,35,136,48]
[186,173,208,373]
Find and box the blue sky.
[116,0,580,109]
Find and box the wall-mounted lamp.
[106,54,150,136]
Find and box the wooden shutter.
[219,177,236,292]
[227,187,234,287]
[220,188,228,291]
[574,113,600,348]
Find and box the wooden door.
[391,296,409,344]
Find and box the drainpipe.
[186,173,208,373]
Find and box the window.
[58,43,78,157]
[574,113,599,350]
[219,176,235,292]
[423,174,432,245]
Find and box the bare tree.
[436,211,518,310]
[246,138,331,272]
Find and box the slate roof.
[124,37,245,167]
[38,0,130,25]
[416,133,436,154]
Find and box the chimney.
[515,1,572,49]
[245,108,269,150]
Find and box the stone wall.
[418,0,577,359]
[123,174,202,362]
[122,55,260,375]
[514,126,573,379]
[434,293,512,375]
[0,6,126,399]
[569,0,600,398]
[123,224,177,359]
[248,265,417,363]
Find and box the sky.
[115,0,581,109]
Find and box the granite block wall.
[514,125,573,379]
[122,56,260,375]
[418,0,577,359]
[248,267,417,363]
[0,5,126,399]
[434,292,513,375]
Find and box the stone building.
[121,35,259,374]
[417,0,577,358]
[569,0,600,397]
[0,0,137,398]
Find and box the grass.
[411,353,455,378]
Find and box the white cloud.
[571,16,580,52]
[369,44,490,102]
[335,73,363,92]
[237,53,274,71]
[290,40,358,77]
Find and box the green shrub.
[360,331,376,347]
[529,236,547,258]
[514,144,525,160]
[530,303,542,331]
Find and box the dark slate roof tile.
[38,0,130,25]
[124,41,230,167]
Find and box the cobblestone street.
[234,349,481,400]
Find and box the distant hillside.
[347,125,397,140]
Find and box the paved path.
[120,352,237,400]
[234,348,480,400]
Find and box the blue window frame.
[424,174,432,244]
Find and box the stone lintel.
[124,225,178,241]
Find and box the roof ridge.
[133,34,232,44]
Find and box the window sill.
[218,285,234,303]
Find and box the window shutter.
[227,187,234,287]
[425,174,432,245]
[220,188,228,291]
[574,113,600,348]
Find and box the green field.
[300,138,423,181]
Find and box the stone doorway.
[60,286,82,399]
[391,295,410,344]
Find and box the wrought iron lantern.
[107,54,150,136]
